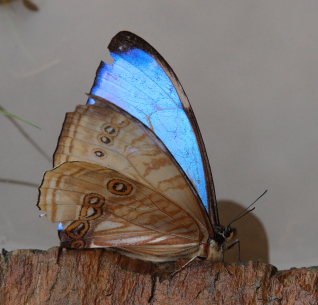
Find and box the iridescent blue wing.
[87,31,219,226]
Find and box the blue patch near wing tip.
[87,47,208,210]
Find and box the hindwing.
[38,96,215,260]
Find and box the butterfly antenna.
[227,189,268,227]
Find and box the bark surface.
[0,247,317,305]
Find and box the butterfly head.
[214,225,237,246]
[208,226,237,260]
[198,226,237,261]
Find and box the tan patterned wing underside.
[52,96,213,237]
[38,161,202,261]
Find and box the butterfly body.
[38,32,236,264]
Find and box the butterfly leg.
[221,239,240,275]
[55,246,66,265]
[226,239,241,261]
[170,256,197,277]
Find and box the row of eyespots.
[94,114,130,158]
[65,193,106,248]
[64,182,133,248]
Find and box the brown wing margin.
[107,31,219,226]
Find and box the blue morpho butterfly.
[38,31,237,266]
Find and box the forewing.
[38,161,201,261]
[87,31,218,223]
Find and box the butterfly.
[38,31,237,265]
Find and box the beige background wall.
[0,0,317,270]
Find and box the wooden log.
[0,247,317,305]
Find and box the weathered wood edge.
[0,247,317,305]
